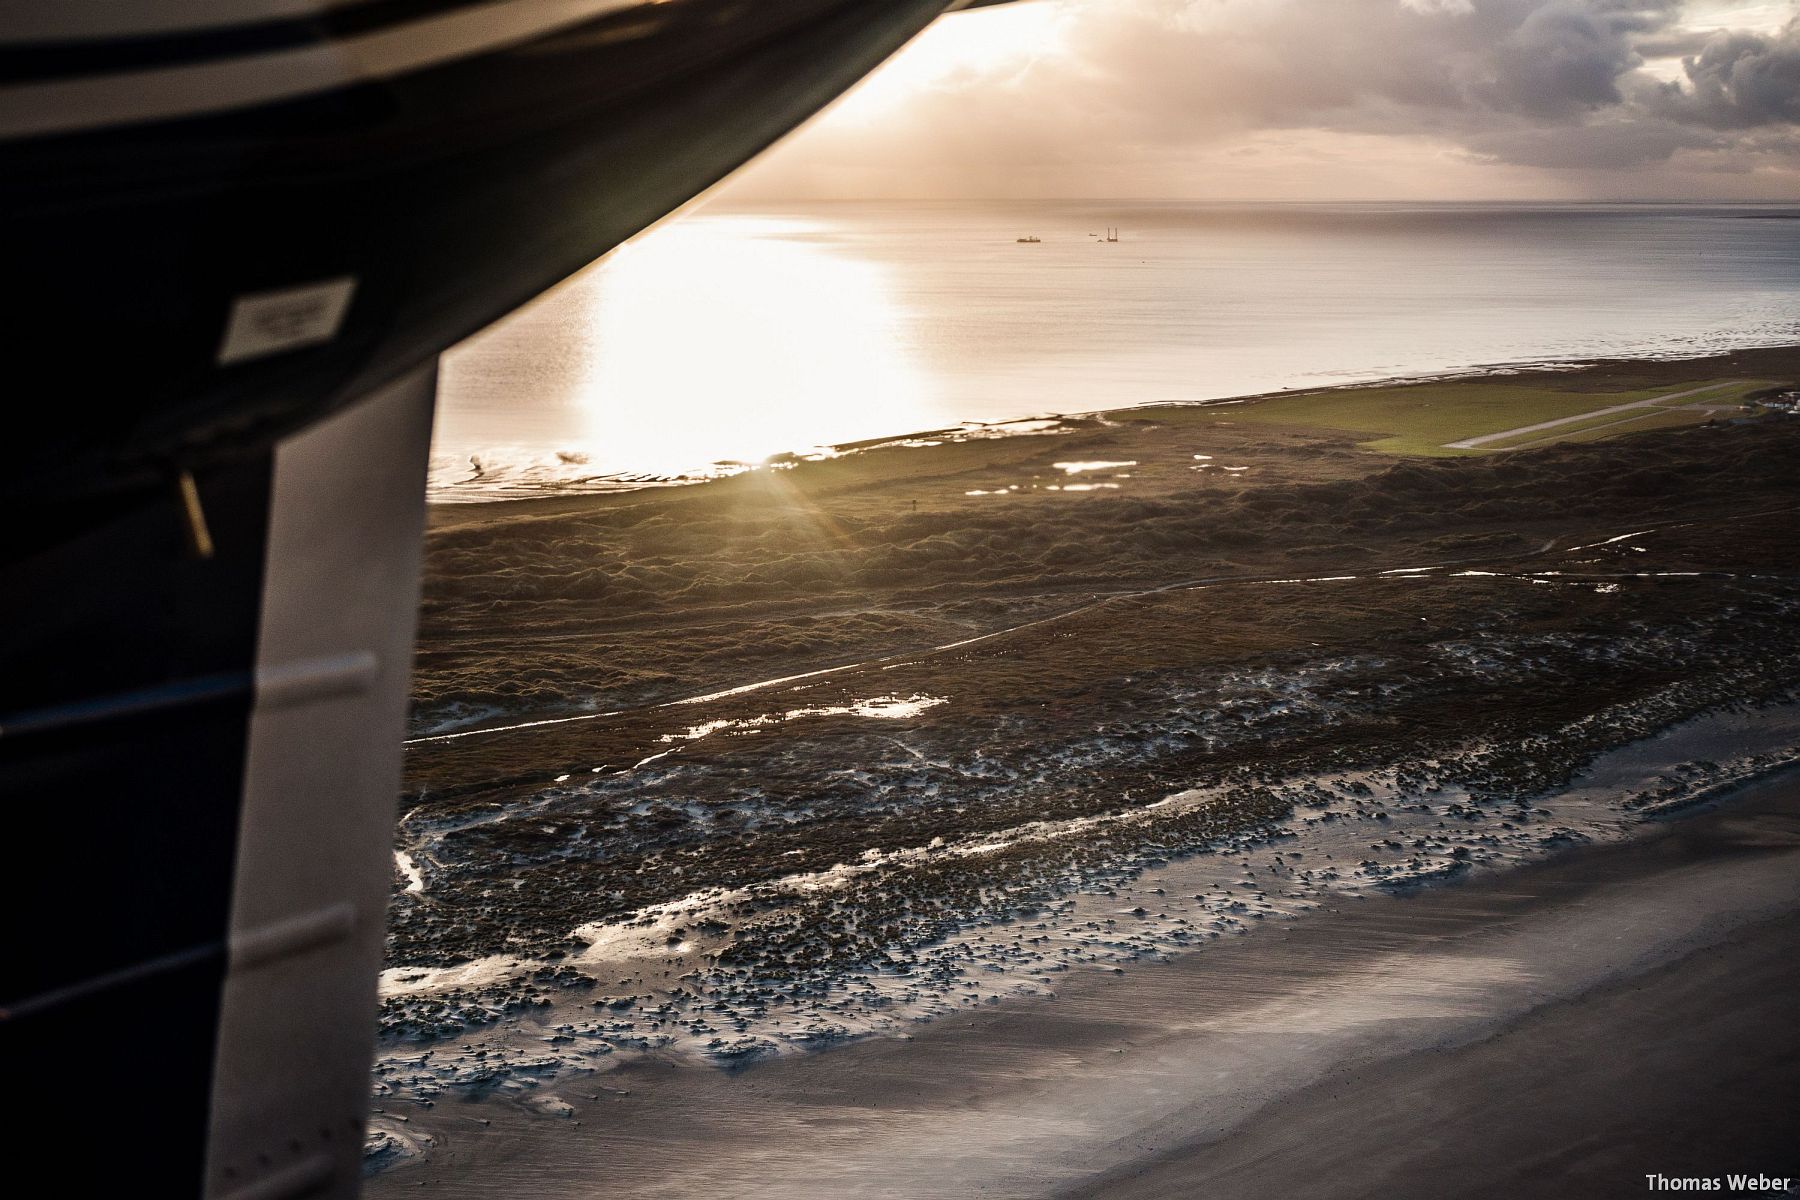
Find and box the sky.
[722,0,1800,201]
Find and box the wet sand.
[367,773,1800,1198]
[1064,782,1800,1200]
[1067,915,1800,1199]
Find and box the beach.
[367,768,1800,1198]
[369,346,1800,1193]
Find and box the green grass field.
[1135,376,1771,457]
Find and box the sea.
[429,201,1800,501]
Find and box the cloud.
[1479,2,1677,116]
[727,0,1800,198]
[1644,17,1800,125]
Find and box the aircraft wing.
[0,1,1012,1195]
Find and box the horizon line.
[710,196,1800,206]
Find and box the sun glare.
[830,1,1073,121]
[567,215,932,474]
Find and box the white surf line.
[1442,380,1747,450]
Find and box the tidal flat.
[368,347,1800,1185]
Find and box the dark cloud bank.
[747,0,1800,197]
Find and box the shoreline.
[367,756,1800,1198]
[425,343,1800,514]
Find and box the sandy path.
[1443,380,1746,449]
[366,775,1800,1199]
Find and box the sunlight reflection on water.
[435,211,932,490]
[431,201,1800,499]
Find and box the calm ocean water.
[431,201,1800,500]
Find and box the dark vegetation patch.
[389,399,1800,979]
